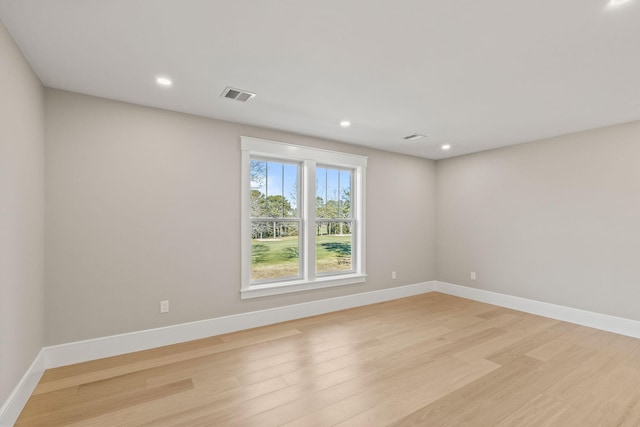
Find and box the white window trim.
[241,136,367,299]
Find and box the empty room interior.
[2,1,640,425]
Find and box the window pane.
[316,221,352,274]
[340,169,352,218]
[325,168,339,219]
[251,221,300,281]
[317,166,352,219]
[250,159,267,218]
[251,159,298,219]
[265,162,283,217]
[316,167,327,217]
[283,163,298,217]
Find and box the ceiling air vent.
[220,86,256,102]
[403,133,427,141]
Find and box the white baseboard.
[0,281,435,425]
[435,281,640,339]
[0,349,45,427]
[45,281,437,369]
[5,279,640,426]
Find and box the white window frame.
[241,136,367,299]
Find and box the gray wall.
[5,14,640,404]
[437,121,640,320]
[0,21,44,404]
[44,89,437,345]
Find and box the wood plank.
[16,293,640,426]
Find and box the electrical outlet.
[392,271,397,279]
[470,272,476,280]
[160,300,169,313]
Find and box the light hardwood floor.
[16,292,640,426]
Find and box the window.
[241,137,367,298]
[315,166,354,275]
[249,158,301,282]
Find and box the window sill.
[240,274,367,299]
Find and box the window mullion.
[241,150,251,291]
[354,167,365,274]
[304,159,316,282]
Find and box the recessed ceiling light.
[156,77,173,87]
[607,0,633,8]
[441,144,451,151]
[340,120,351,128]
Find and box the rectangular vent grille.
[403,133,426,141]
[221,86,256,102]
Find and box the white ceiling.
[1,0,639,159]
